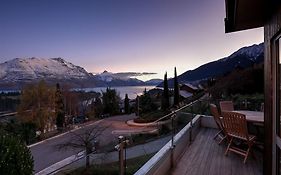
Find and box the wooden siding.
[264,5,281,175]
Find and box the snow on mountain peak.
[229,43,264,60]
[0,57,90,82]
[219,43,264,62]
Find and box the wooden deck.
[171,128,263,175]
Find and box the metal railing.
[37,96,210,175]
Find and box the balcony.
[134,115,263,175]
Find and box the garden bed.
[133,110,171,123]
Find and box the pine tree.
[135,95,140,116]
[139,90,158,114]
[55,83,65,130]
[102,88,120,115]
[124,94,130,114]
[161,72,170,110]
[174,67,180,106]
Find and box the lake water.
[0,86,157,99]
[75,86,156,99]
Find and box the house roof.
[179,90,193,98]
[181,83,198,90]
[225,0,265,33]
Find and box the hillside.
[0,58,161,90]
[209,63,264,98]
[158,43,264,87]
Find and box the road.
[30,114,156,173]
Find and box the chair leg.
[243,147,250,164]
[218,136,227,145]
[251,148,256,160]
[225,137,233,156]
[213,130,222,140]
[244,142,254,163]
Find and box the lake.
[75,86,156,99]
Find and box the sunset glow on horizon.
[0,0,263,80]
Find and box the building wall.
[264,5,281,175]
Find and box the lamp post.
[115,135,130,175]
[118,136,125,175]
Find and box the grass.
[65,153,155,175]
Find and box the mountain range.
[0,57,162,90]
[158,43,264,87]
[0,43,264,90]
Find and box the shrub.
[0,132,34,175]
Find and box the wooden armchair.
[219,101,234,112]
[222,111,256,163]
[210,104,226,144]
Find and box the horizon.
[0,41,263,82]
[0,0,263,80]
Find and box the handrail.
[135,98,202,129]
[38,97,208,175]
[134,115,202,175]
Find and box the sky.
[0,0,263,81]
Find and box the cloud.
[114,72,157,78]
[95,71,157,80]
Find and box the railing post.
[171,112,176,168]
[118,136,125,175]
[171,114,174,147]
[190,102,194,143]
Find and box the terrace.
[134,113,263,175]
[172,128,262,175]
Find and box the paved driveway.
[31,114,156,173]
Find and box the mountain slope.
[158,43,264,87]
[0,57,90,82]
[0,57,160,89]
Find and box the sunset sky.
[0,0,263,80]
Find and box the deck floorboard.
[171,128,263,175]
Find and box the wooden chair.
[220,101,234,112]
[222,111,256,163]
[210,104,226,144]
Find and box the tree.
[4,121,36,145]
[86,94,103,119]
[161,72,170,110]
[62,85,79,117]
[135,95,140,116]
[139,90,158,115]
[17,80,56,133]
[102,88,120,115]
[55,83,65,130]
[174,67,180,106]
[0,131,34,175]
[124,94,130,114]
[56,126,107,168]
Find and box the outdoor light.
[114,144,120,151]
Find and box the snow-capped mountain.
[0,57,160,89]
[229,43,264,61]
[0,57,90,82]
[94,71,157,83]
[221,43,264,62]
[95,70,125,82]
[158,43,264,87]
